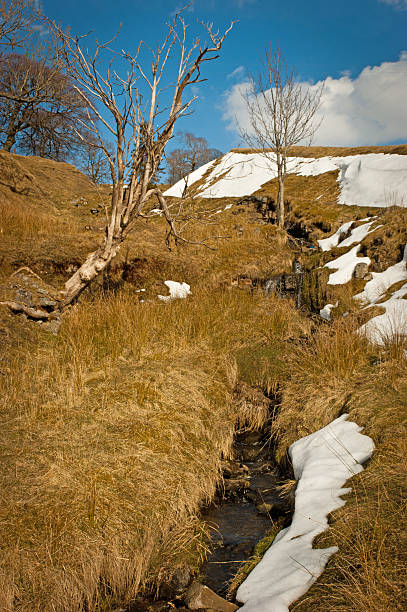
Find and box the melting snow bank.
[320,302,338,321]
[356,245,407,344]
[236,415,374,612]
[164,151,407,207]
[158,281,191,301]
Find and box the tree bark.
[277,175,285,227]
[59,241,121,309]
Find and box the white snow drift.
[319,220,407,345]
[324,245,371,285]
[157,281,191,302]
[164,151,407,208]
[236,414,374,612]
[357,245,407,344]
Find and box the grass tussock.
[272,318,373,459]
[0,287,303,611]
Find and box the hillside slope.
[0,150,406,611]
[165,145,407,208]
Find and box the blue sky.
[43,0,407,153]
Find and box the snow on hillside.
[319,220,407,344]
[164,151,407,208]
[357,245,407,344]
[324,245,371,285]
[236,415,374,612]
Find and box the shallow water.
[202,466,281,596]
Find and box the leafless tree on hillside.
[49,11,234,310]
[239,45,324,227]
[167,131,221,186]
[0,51,92,155]
[0,0,37,49]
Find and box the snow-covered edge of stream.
[236,414,374,612]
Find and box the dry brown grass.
[270,315,407,611]
[0,286,304,611]
[0,201,78,238]
[271,318,374,460]
[1,147,406,611]
[232,144,407,158]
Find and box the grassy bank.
[0,287,305,611]
[269,317,407,611]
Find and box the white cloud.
[379,0,407,10]
[222,53,407,146]
[227,65,244,79]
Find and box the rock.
[224,478,250,494]
[292,258,303,274]
[238,445,262,462]
[353,262,370,279]
[172,566,192,594]
[0,267,61,334]
[41,317,61,335]
[39,297,57,308]
[185,582,238,611]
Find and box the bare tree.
[167,131,221,185]
[49,11,234,310]
[0,51,92,155]
[0,0,37,49]
[239,45,323,227]
[78,135,114,184]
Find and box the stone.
[283,273,298,291]
[172,566,192,594]
[224,478,250,493]
[353,262,370,279]
[42,318,61,335]
[0,267,61,334]
[292,258,303,274]
[185,582,238,611]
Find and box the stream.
[201,428,291,598]
[125,425,291,611]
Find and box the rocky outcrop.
[0,267,61,334]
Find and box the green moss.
[302,268,330,312]
[227,517,285,598]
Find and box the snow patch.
[336,219,381,248]
[318,220,354,251]
[320,302,338,321]
[164,151,407,208]
[355,245,407,305]
[324,245,371,285]
[157,281,191,302]
[356,245,407,344]
[164,159,217,198]
[236,414,374,612]
[360,293,407,345]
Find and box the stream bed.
[201,429,290,598]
